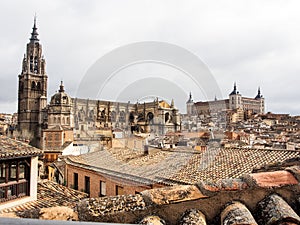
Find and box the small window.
[73,173,78,190]
[100,181,106,197]
[85,176,90,195]
[116,185,124,195]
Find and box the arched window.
[36,82,41,90]
[165,112,170,123]
[119,111,125,122]
[111,111,116,122]
[129,112,135,123]
[100,110,105,121]
[89,110,94,119]
[31,81,36,89]
[137,113,144,122]
[147,112,154,123]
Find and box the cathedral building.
[17,19,180,152]
[187,83,265,120]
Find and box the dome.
[50,81,71,105]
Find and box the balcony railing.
[0,179,28,203]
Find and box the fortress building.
[187,82,265,119]
[17,19,180,150]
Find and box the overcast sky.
[1,0,300,115]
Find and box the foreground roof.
[0,135,43,159]
[76,163,300,224]
[1,160,300,224]
[0,180,88,214]
[65,146,300,185]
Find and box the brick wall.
[66,164,154,197]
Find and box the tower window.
[31,81,36,89]
[30,56,33,72]
[34,56,38,73]
[20,82,24,92]
[37,82,41,90]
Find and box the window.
[73,173,78,190]
[31,81,36,89]
[110,111,116,122]
[84,176,90,195]
[100,110,105,121]
[30,56,33,72]
[119,111,125,122]
[34,56,38,73]
[0,159,30,201]
[116,185,124,195]
[165,112,170,123]
[129,113,135,123]
[36,82,41,90]
[99,181,106,197]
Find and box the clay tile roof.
[65,147,300,186]
[257,194,300,225]
[0,135,43,159]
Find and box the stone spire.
[255,87,262,99]
[229,82,238,95]
[171,99,174,108]
[59,81,65,93]
[29,15,39,43]
[187,92,193,103]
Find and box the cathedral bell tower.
[17,17,48,147]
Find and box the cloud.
[0,0,300,115]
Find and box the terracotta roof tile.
[179,209,206,225]
[198,178,248,194]
[249,171,298,188]
[221,202,257,225]
[257,194,300,225]
[285,165,300,182]
[139,215,166,225]
[141,185,207,205]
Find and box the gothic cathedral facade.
[17,19,180,149]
